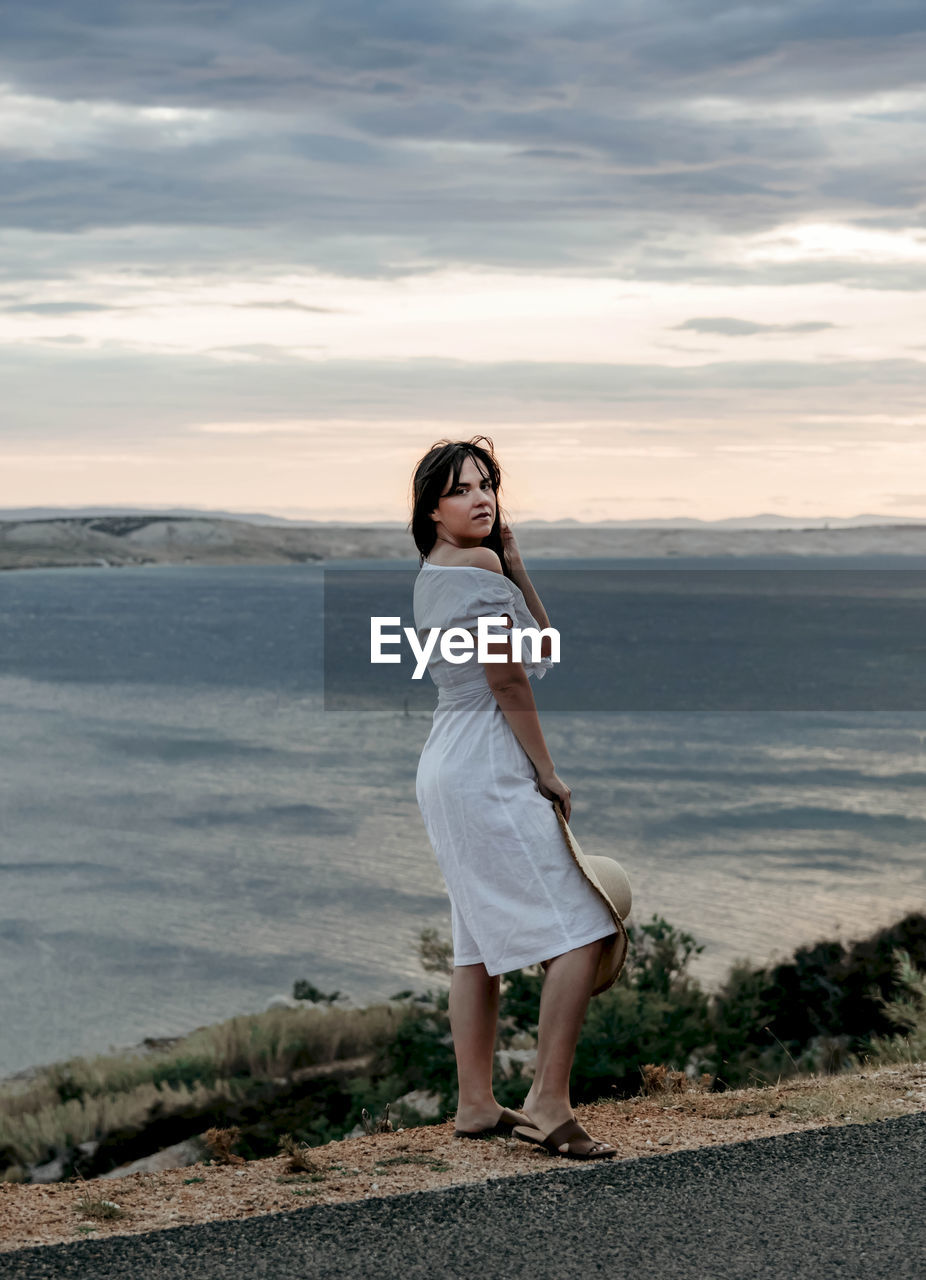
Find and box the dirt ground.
[2,1061,924,1254]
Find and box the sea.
[1,557,924,1080]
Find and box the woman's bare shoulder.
[432,546,503,574]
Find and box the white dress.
[413,561,618,975]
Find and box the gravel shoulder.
[1,1109,924,1279]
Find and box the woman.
[409,436,621,1160]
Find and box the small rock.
[657,1136,672,1145]
[29,1156,67,1184]
[265,994,300,1010]
[393,1089,442,1120]
[495,1048,537,1080]
[102,1138,203,1180]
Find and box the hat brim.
[544,800,631,997]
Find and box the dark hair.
[408,436,512,576]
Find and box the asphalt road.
[3,1112,924,1279]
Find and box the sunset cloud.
[1,1,924,519]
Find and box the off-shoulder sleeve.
[455,573,517,631]
[458,574,555,681]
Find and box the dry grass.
[618,1059,926,1126]
[2,1060,923,1255]
[0,1080,241,1172]
[72,1195,126,1222]
[639,1063,714,1096]
[277,1134,318,1174]
[360,1103,394,1135]
[0,1003,398,1172]
[201,1128,244,1167]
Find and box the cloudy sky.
[2,1,925,522]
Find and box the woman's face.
[429,454,497,544]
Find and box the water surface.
[0,560,923,1079]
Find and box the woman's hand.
[536,767,571,822]
[500,521,524,570]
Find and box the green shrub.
[628,914,705,998]
[149,1056,222,1091]
[705,912,926,1087]
[363,991,456,1111]
[572,916,711,1100]
[417,928,454,976]
[856,948,926,1067]
[498,966,544,1033]
[292,981,343,1005]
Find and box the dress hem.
[454,922,619,977]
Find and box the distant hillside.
[2,514,926,571]
[3,506,926,530]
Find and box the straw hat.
[541,798,632,997]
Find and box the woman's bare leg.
[520,937,615,1151]
[449,962,528,1130]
